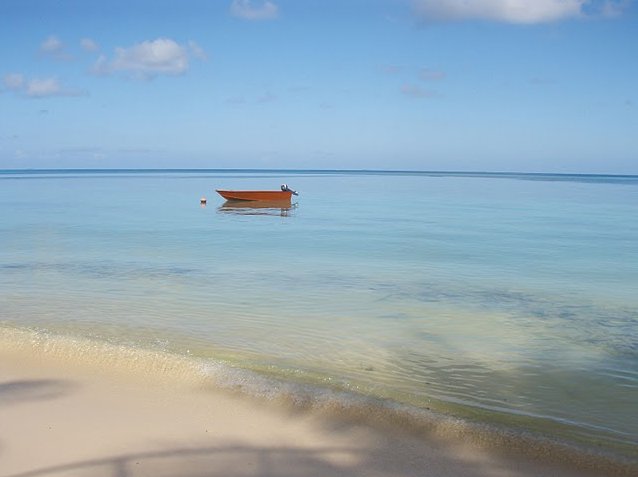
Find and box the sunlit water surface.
[1,170,637,459]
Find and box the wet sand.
[0,346,633,477]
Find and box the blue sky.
[1,0,636,173]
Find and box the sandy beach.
[1,342,634,477]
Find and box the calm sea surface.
[1,170,637,460]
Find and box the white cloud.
[112,39,188,76]
[25,78,64,97]
[230,0,279,20]
[93,38,204,80]
[80,38,99,52]
[28,79,85,98]
[412,0,587,24]
[3,73,84,98]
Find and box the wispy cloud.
[599,0,632,17]
[257,92,277,103]
[225,95,247,105]
[40,35,72,60]
[225,92,278,104]
[92,38,205,80]
[40,35,63,53]
[3,73,25,90]
[3,73,85,98]
[288,85,311,93]
[230,0,279,20]
[80,38,100,53]
[188,41,208,61]
[530,76,556,85]
[381,64,403,75]
[419,68,446,81]
[411,0,629,24]
[26,78,66,97]
[401,84,436,99]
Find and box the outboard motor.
[281,184,299,195]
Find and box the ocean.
[1,170,637,463]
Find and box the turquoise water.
[1,170,637,460]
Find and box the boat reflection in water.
[217,200,298,217]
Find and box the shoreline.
[1,328,636,477]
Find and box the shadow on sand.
[1,385,633,476]
[0,441,524,477]
[0,380,76,406]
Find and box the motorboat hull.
[216,190,293,201]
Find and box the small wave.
[0,325,209,386]
[1,324,636,475]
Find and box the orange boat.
[216,185,298,202]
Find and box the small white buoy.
[200,196,207,205]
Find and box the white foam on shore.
[1,325,636,475]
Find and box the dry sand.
[0,348,633,477]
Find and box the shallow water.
[1,170,637,459]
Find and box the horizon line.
[1,168,637,178]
